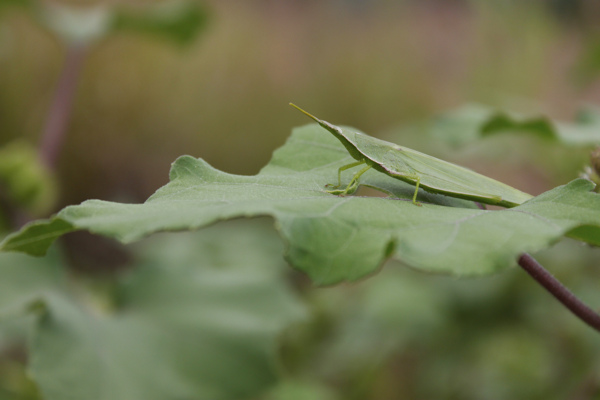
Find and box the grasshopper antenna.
[289,103,320,123]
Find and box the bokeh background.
[1,0,600,399]
[4,0,600,205]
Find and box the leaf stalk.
[39,44,88,169]
[518,253,600,333]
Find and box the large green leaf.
[3,125,600,284]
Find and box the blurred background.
[4,0,600,205]
[1,0,600,399]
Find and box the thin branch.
[39,44,88,169]
[518,253,600,333]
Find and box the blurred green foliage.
[111,1,209,45]
[0,0,578,205]
[432,103,600,146]
[0,141,57,217]
[0,0,209,45]
[0,222,305,400]
[0,1,600,399]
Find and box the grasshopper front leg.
[326,160,371,196]
[326,160,365,189]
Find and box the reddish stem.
[518,253,600,332]
[39,44,88,168]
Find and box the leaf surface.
[3,125,600,284]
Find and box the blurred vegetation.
[3,0,600,205]
[0,0,600,399]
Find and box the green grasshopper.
[290,103,533,208]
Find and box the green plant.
[2,106,600,398]
[1,3,600,399]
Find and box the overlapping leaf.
[432,103,600,146]
[3,125,600,284]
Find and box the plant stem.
[39,44,88,169]
[518,253,600,332]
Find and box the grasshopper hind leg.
[411,176,423,206]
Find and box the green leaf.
[1,218,74,256]
[110,1,209,45]
[3,125,600,284]
[0,250,66,319]
[433,103,600,147]
[0,251,65,398]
